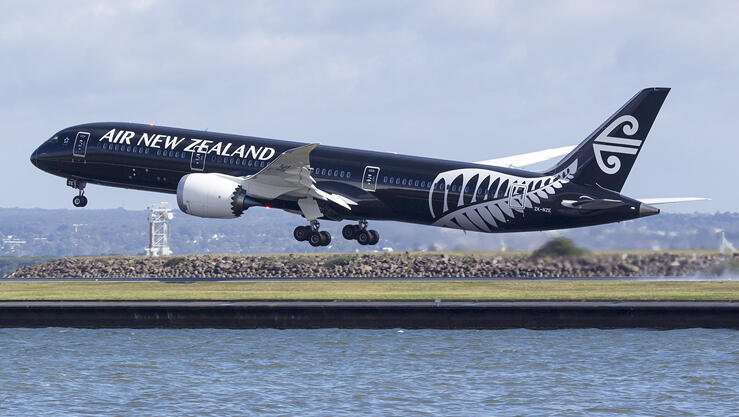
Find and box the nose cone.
[30,149,38,167]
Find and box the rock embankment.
[6,252,737,279]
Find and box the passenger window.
[383,176,388,183]
[321,169,326,175]
[133,147,138,153]
[334,170,339,177]
[420,181,425,188]
[248,160,253,167]
[156,149,161,156]
[389,177,394,184]
[327,169,333,176]
[414,180,419,187]
[175,152,180,158]
[260,161,265,167]
[169,151,174,157]
[340,171,345,178]
[145,148,150,154]
[346,171,351,178]
[402,178,407,185]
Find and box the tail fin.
[545,87,670,192]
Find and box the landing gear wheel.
[342,224,359,240]
[293,225,310,241]
[72,195,87,207]
[368,230,379,245]
[319,231,331,246]
[308,231,323,247]
[356,229,372,245]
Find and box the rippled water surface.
[0,329,737,416]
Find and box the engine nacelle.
[177,173,255,218]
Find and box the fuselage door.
[190,152,205,171]
[72,132,90,159]
[509,183,527,209]
[362,166,380,192]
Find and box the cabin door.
[190,152,205,171]
[72,131,90,159]
[362,166,380,192]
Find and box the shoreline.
[6,251,737,279]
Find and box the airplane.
[31,87,706,247]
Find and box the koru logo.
[592,115,641,175]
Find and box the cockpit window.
[48,136,59,144]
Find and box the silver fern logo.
[427,161,577,232]
[593,115,641,174]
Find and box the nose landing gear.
[294,220,331,247]
[342,220,380,245]
[68,179,88,207]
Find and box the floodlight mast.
[146,202,173,256]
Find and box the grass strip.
[0,281,737,301]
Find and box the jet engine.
[176,173,259,218]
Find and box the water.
[0,329,736,416]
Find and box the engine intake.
[177,173,259,218]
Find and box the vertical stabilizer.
[545,88,670,192]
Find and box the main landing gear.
[68,179,88,208]
[342,220,380,246]
[293,220,332,247]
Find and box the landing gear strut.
[293,220,331,247]
[68,179,88,208]
[342,220,380,246]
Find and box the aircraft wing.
[637,197,710,205]
[475,145,576,168]
[242,143,357,217]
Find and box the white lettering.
[183,138,202,153]
[207,141,223,155]
[258,147,275,160]
[231,144,246,158]
[197,140,213,154]
[120,131,135,145]
[221,142,232,156]
[100,129,116,142]
[164,136,185,150]
[245,145,261,159]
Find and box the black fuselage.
[31,122,650,233]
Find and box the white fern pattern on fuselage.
[427,160,577,232]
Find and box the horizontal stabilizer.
[637,197,710,205]
[476,145,576,168]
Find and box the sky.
[1,0,737,212]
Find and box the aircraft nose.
[30,149,38,167]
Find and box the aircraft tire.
[368,230,379,245]
[356,229,372,245]
[79,196,88,207]
[73,196,84,207]
[342,224,358,240]
[319,231,331,246]
[308,231,323,247]
[293,226,310,241]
